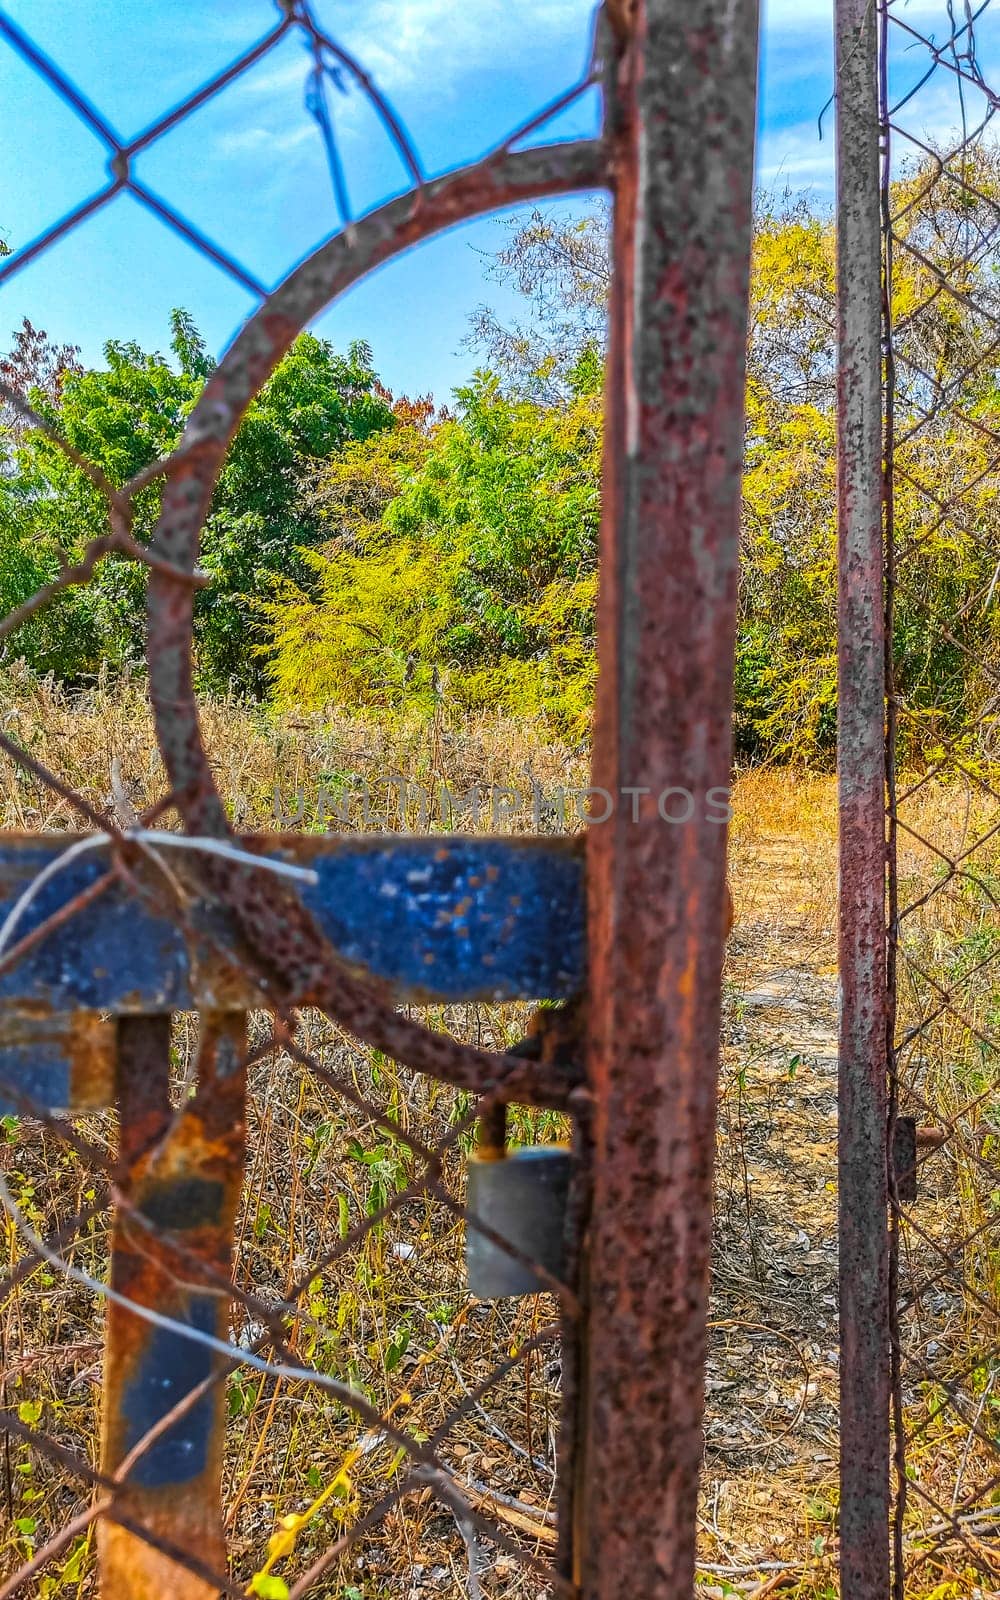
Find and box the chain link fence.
[21,0,998,1594]
[883,0,1000,1589]
[836,0,1000,1592]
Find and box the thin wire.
[0,183,124,288]
[0,831,318,960]
[0,1165,433,1455]
[304,50,352,224]
[292,0,425,188]
[126,181,270,298]
[0,7,122,148]
[0,8,601,1589]
[121,17,295,160]
[883,0,1000,1575]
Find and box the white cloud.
[208,0,999,205]
[758,121,835,194]
[762,0,831,26]
[889,59,1000,148]
[209,0,597,188]
[338,0,592,92]
[233,54,310,100]
[229,0,593,106]
[215,122,314,156]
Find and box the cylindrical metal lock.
[465,1142,572,1298]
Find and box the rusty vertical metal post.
[99,1013,247,1599]
[835,0,890,1590]
[578,1,759,1592]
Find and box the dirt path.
[698,835,842,1584]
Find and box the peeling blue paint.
[119,1294,217,1489]
[0,836,585,1013]
[0,1041,70,1118]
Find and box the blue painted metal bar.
[0,833,585,1013]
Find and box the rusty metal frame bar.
[835,0,891,1591]
[98,1013,248,1600]
[577,2,760,1592]
[870,2,1000,1588]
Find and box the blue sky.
[0,0,994,401]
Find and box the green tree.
[271,152,1000,761]
[466,203,609,402]
[200,331,394,691]
[740,158,1000,764]
[1,314,394,690]
[266,372,601,734]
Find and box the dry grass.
[0,672,581,1599]
[0,664,588,836]
[716,764,1000,1597]
[2,672,1000,1597]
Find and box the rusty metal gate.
[837,0,1000,1593]
[0,3,759,1596]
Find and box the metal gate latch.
[890,1116,948,1204]
[465,1101,572,1298]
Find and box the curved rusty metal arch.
[145,137,609,1108]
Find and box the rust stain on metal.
[0,834,586,1025]
[0,1009,115,1114]
[146,154,624,1106]
[67,1012,115,1109]
[891,1116,917,1205]
[575,1,759,1594]
[0,7,797,1595]
[98,1013,247,1600]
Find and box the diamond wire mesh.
[0,6,603,1594]
[880,0,1000,1588]
[0,1015,571,1598]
